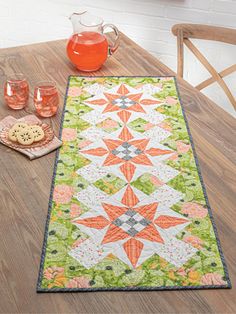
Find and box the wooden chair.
[172,24,236,110]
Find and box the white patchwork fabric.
[83,83,106,96]
[137,83,162,95]
[155,238,198,268]
[69,238,109,269]
[144,126,171,142]
[81,109,108,125]
[76,185,108,208]
[150,185,183,207]
[77,163,109,183]
[80,127,108,142]
[142,110,167,125]
[150,163,179,183]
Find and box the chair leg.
[177,29,184,78]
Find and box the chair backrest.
[172,23,236,110]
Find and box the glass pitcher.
[67,11,120,72]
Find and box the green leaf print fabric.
[37,76,230,292]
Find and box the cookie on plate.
[8,122,28,142]
[8,127,18,142]
[16,128,35,145]
[29,125,45,142]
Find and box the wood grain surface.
[0,33,235,314]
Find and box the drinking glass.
[4,74,29,110]
[34,81,59,117]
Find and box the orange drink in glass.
[34,81,59,117]
[4,74,29,109]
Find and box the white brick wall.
[0,0,235,116]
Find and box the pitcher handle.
[102,24,120,56]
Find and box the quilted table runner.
[37,76,230,292]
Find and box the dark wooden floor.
[0,33,235,313]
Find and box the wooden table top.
[0,33,235,314]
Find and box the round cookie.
[17,128,34,145]
[11,122,28,132]
[29,125,45,142]
[8,127,18,142]
[8,122,29,142]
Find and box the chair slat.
[196,64,236,90]
[172,24,236,45]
